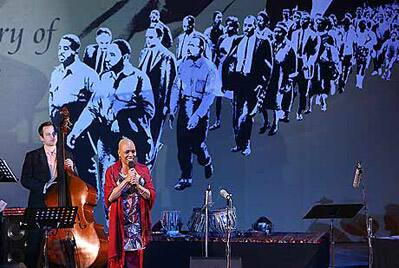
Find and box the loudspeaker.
[0,214,26,265]
[190,257,242,268]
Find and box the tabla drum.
[209,207,237,235]
[188,207,237,236]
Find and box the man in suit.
[21,121,75,267]
[290,12,320,120]
[149,9,173,49]
[281,9,293,30]
[222,15,273,156]
[139,26,177,165]
[83,27,113,74]
[256,10,274,134]
[176,15,211,60]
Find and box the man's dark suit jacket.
[20,146,73,208]
[221,34,273,91]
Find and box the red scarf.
[104,160,156,268]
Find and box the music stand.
[22,207,78,268]
[0,158,17,182]
[303,204,363,268]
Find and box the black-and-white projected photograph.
[0,0,398,267]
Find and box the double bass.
[45,107,108,267]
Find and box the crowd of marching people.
[48,3,399,191]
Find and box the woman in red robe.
[104,138,156,268]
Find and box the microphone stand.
[361,180,373,268]
[225,198,233,268]
[203,184,212,258]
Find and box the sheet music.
[0,199,7,212]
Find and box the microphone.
[353,161,362,188]
[220,189,232,200]
[128,160,136,170]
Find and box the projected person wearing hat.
[169,34,220,190]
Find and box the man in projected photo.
[354,19,376,89]
[204,10,225,61]
[106,40,155,167]
[288,10,302,39]
[49,34,99,125]
[139,26,177,166]
[290,12,320,119]
[149,9,173,48]
[338,15,356,93]
[67,39,155,201]
[260,22,296,136]
[169,34,220,190]
[209,16,240,131]
[222,15,272,156]
[256,10,273,41]
[176,15,211,60]
[49,34,99,185]
[371,12,390,77]
[256,11,274,134]
[281,9,293,30]
[83,27,113,75]
[308,17,339,113]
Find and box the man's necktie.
[240,37,250,73]
[146,50,154,73]
[96,51,104,74]
[298,30,304,57]
[179,34,187,59]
